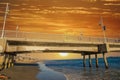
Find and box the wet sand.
[0,66,39,80]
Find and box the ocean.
[43,57,120,80]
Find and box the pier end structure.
[81,43,110,68]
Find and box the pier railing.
[0,30,119,43]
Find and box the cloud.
[12,4,20,7]
[90,7,100,10]
[51,7,88,10]
[0,0,120,38]
[104,3,120,6]
[44,21,69,27]
[34,9,93,14]
[114,13,120,16]
[0,11,4,13]
[102,11,112,14]
[0,3,8,5]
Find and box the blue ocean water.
[44,57,120,80]
[45,57,120,69]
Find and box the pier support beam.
[0,54,5,71]
[7,55,14,68]
[103,53,108,69]
[11,55,14,67]
[95,54,99,68]
[6,55,11,68]
[0,54,15,71]
[88,54,92,67]
[4,54,9,69]
[83,55,86,67]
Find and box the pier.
[0,30,120,70]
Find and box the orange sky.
[0,0,120,60]
[0,0,120,38]
[18,52,120,60]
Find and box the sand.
[0,66,39,80]
[1,64,120,80]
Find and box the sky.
[0,0,120,38]
[0,0,120,60]
[18,52,120,60]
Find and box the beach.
[1,66,120,80]
[0,57,120,80]
[0,66,38,80]
[0,63,67,80]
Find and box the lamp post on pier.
[99,16,109,69]
[1,3,9,38]
[99,16,107,43]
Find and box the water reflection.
[36,62,67,80]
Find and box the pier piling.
[83,55,86,67]
[3,54,9,69]
[103,53,108,69]
[88,54,92,67]
[95,54,99,68]
[11,55,14,67]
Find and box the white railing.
[0,30,119,43]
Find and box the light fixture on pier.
[99,16,107,43]
[1,3,9,38]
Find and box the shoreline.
[0,63,68,80]
[0,65,39,80]
[37,62,67,80]
[0,60,120,80]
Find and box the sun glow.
[59,52,68,57]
